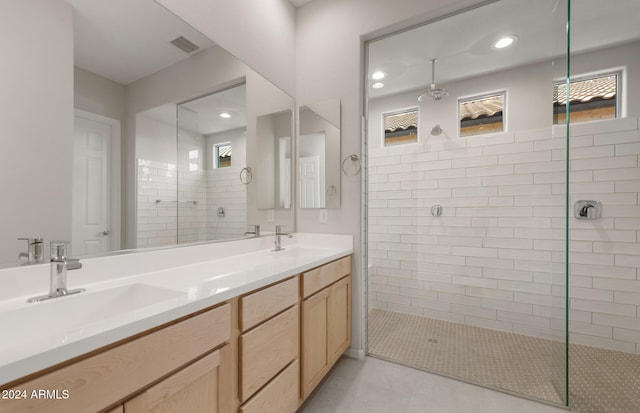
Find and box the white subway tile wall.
[137,160,247,247]
[137,159,179,248]
[368,117,640,354]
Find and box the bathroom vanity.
[0,233,352,413]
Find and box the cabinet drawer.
[240,276,299,332]
[239,305,299,402]
[2,304,230,413]
[302,255,351,298]
[240,359,299,413]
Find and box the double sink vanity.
[0,233,353,413]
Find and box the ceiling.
[67,0,244,135]
[289,0,315,7]
[66,0,215,85]
[141,85,247,136]
[180,85,247,135]
[368,0,640,99]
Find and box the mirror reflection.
[136,84,249,248]
[1,0,294,268]
[298,99,341,209]
[256,110,293,210]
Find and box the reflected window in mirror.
[458,91,505,137]
[553,72,619,124]
[383,108,418,146]
[188,149,199,171]
[214,142,232,168]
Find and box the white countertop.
[0,233,353,385]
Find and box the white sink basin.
[1,284,183,350]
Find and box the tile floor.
[298,356,567,413]
[367,308,640,413]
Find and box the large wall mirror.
[298,99,341,209]
[1,0,294,267]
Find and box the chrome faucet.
[18,237,45,264]
[273,225,292,252]
[244,224,261,237]
[27,241,85,303]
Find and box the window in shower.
[213,142,232,168]
[188,149,199,171]
[383,108,418,146]
[553,71,619,124]
[458,91,506,137]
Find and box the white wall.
[0,0,73,266]
[155,0,296,97]
[74,67,126,122]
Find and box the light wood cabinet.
[328,276,351,365]
[2,304,231,413]
[237,277,300,411]
[125,345,231,413]
[240,276,298,331]
[239,360,299,413]
[2,255,352,413]
[301,288,330,399]
[239,305,299,402]
[301,257,352,400]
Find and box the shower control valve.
[575,200,601,220]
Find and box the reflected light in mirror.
[493,35,517,49]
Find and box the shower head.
[418,59,449,102]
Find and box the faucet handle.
[275,225,293,238]
[18,237,45,262]
[50,241,70,261]
[18,237,44,244]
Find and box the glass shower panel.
[176,84,248,244]
[177,104,208,244]
[366,0,568,405]
[550,0,569,406]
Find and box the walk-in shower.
[365,1,640,412]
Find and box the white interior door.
[299,156,321,208]
[73,112,119,256]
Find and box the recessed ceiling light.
[493,35,517,49]
[372,82,384,89]
[219,112,231,118]
[372,71,386,80]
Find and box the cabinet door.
[328,276,351,364]
[301,288,329,399]
[125,345,231,413]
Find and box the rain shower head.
[418,59,449,102]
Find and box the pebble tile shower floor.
[368,308,640,413]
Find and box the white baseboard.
[344,347,366,360]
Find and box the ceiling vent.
[170,36,200,54]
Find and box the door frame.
[74,109,122,252]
